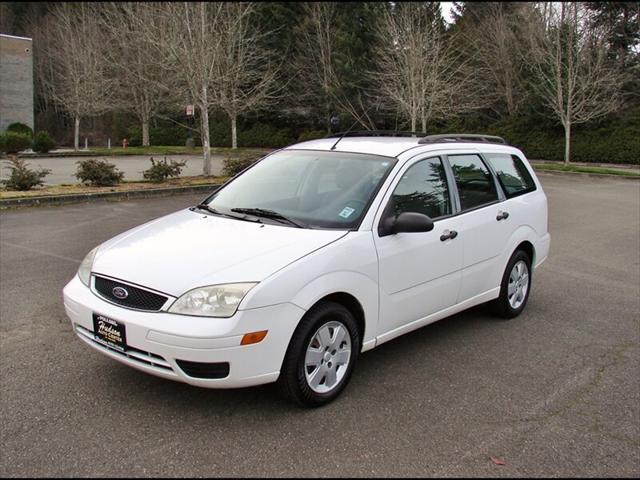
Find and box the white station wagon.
[63,132,550,406]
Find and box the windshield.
[204,149,397,229]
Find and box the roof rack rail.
[325,130,423,139]
[418,134,506,145]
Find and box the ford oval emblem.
[112,286,129,299]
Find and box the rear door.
[445,153,512,302]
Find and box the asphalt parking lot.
[1,173,638,477]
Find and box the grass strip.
[532,162,639,178]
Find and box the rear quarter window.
[485,153,537,198]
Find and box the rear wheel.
[491,250,532,319]
[278,301,360,407]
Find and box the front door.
[374,156,463,342]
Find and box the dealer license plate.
[92,313,127,352]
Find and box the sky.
[440,2,455,24]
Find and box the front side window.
[388,157,451,219]
[485,153,536,198]
[205,150,396,229]
[448,154,499,211]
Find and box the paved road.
[0,154,224,185]
[0,174,638,477]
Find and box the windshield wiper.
[230,207,309,228]
[193,203,260,223]
[194,203,222,215]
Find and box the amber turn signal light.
[241,330,268,346]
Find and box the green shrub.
[222,152,262,176]
[238,123,295,148]
[32,131,56,154]
[142,156,187,183]
[127,124,195,147]
[209,119,231,147]
[75,158,124,186]
[208,118,294,148]
[1,157,50,191]
[6,122,33,138]
[297,130,327,142]
[0,132,32,154]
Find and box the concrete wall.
[0,34,34,132]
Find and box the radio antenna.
[330,98,381,150]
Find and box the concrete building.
[0,34,34,131]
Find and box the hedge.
[0,132,32,154]
[126,124,194,147]
[429,110,640,165]
[114,111,638,164]
[6,122,33,138]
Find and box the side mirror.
[379,212,434,237]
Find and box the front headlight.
[78,247,98,286]
[168,282,257,317]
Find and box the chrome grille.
[93,275,168,311]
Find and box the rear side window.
[448,154,499,211]
[485,153,536,198]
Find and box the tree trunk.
[74,116,80,151]
[142,120,150,147]
[564,121,571,165]
[231,114,238,149]
[411,114,416,133]
[421,111,426,134]
[505,75,515,116]
[325,95,331,134]
[200,104,211,176]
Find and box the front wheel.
[490,250,532,319]
[278,301,360,407]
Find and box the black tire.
[278,301,360,407]
[490,249,532,319]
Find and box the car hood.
[92,209,347,297]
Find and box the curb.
[0,151,200,159]
[0,183,222,209]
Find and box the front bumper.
[63,275,305,388]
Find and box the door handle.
[496,211,510,221]
[440,229,458,241]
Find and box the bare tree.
[524,2,625,164]
[374,3,478,132]
[37,3,116,150]
[297,2,376,131]
[297,2,338,132]
[463,3,530,117]
[138,2,230,175]
[99,3,175,147]
[214,3,282,149]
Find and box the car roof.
[285,137,420,158]
[285,136,522,159]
